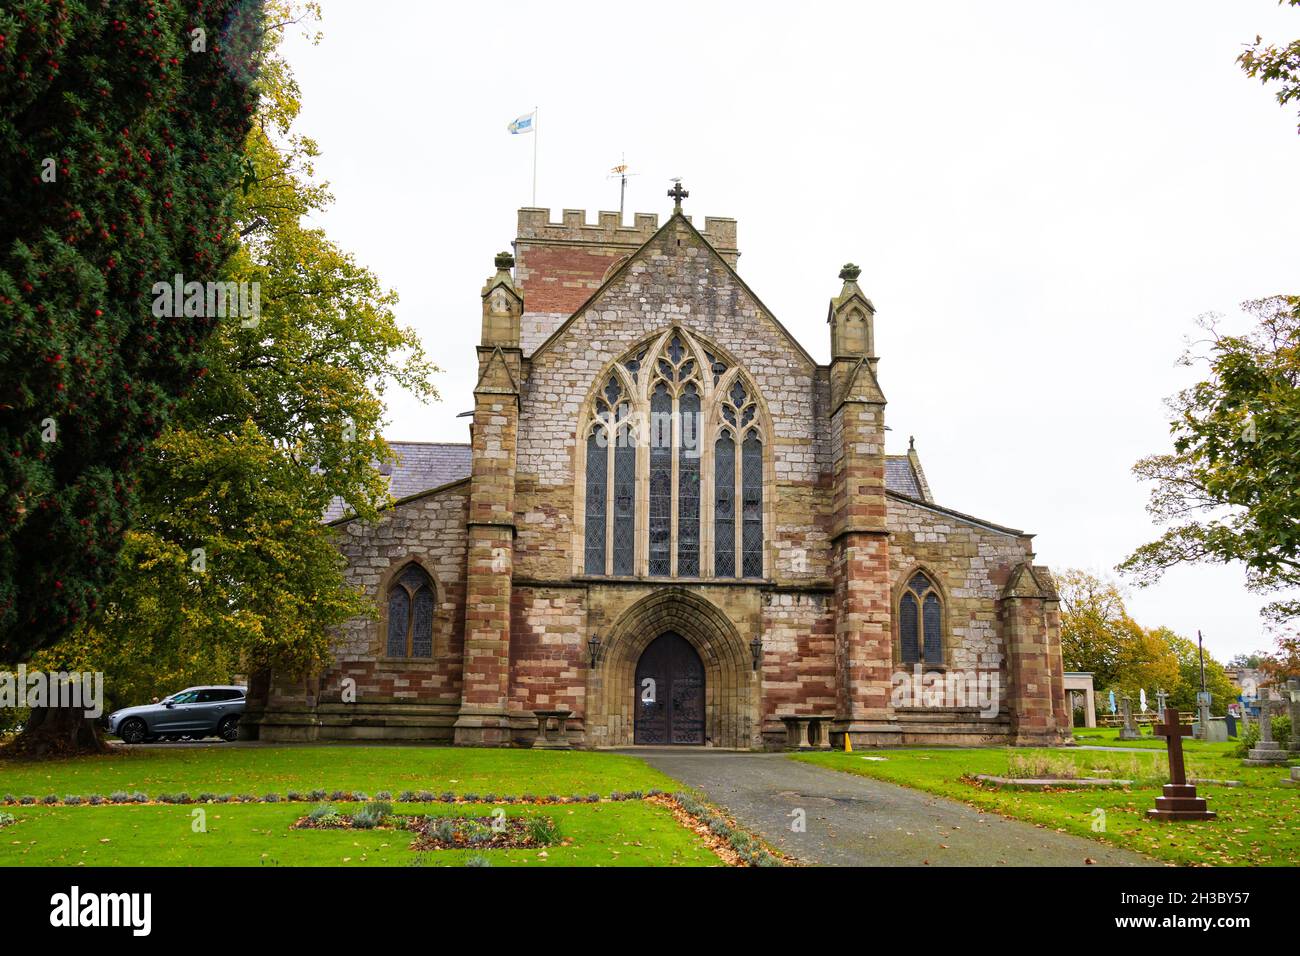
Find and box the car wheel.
[218,716,240,742]
[119,718,147,745]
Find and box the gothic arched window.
[898,571,943,667]
[387,563,435,658]
[578,328,766,580]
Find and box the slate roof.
[885,456,923,499]
[323,441,472,523]
[327,445,931,522]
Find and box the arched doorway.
[634,632,705,744]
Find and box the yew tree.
[0,0,262,661]
[29,2,437,722]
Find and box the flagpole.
[531,105,538,207]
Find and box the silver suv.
[106,686,247,744]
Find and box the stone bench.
[531,709,573,750]
[780,714,834,750]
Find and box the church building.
[244,186,1071,749]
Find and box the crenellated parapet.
[516,207,739,256]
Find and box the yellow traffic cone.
[844,732,852,753]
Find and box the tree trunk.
[2,703,112,759]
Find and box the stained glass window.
[899,592,919,665]
[715,433,735,577]
[613,424,635,576]
[386,563,435,658]
[578,331,766,583]
[386,587,409,657]
[678,384,700,576]
[412,587,435,657]
[584,427,607,574]
[899,571,942,667]
[923,593,942,663]
[649,384,672,576]
[742,431,763,577]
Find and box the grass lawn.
[793,744,1300,866]
[0,800,719,867]
[0,745,678,800]
[0,745,724,867]
[1071,726,1248,751]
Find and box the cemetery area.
[793,741,1299,866]
[0,747,738,867]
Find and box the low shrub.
[526,815,560,845]
[1235,714,1292,757]
[1005,752,1079,780]
[307,804,342,826]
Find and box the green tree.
[1118,298,1300,623]
[0,0,262,661]
[27,2,437,735]
[1239,0,1300,133]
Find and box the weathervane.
[608,155,639,218]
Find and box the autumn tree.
[1058,569,1181,711]
[1058,569,1129,689]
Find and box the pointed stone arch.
[892,563,950,669]
[572,326,776,580]
[586,588,759,748]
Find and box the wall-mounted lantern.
[750,636,763,672]
[588,634,603,670]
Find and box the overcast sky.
[280,1,1300,663]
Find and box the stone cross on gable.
[667,180,689,211]
[1153,707,1192,786]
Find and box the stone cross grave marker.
[1148,708,1215,821]
[1118,696,1141,740]
[1288,679,1300,756]
[1244,696,1290,766]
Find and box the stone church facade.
[244,191,1070,749]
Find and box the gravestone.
[1195,691,1213,741]
[1148,708,1215,821]
[1288,680,1300,757]
[1156,689,1168,716]
[1118,696,1142,741]
[1243,697,1289,766]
